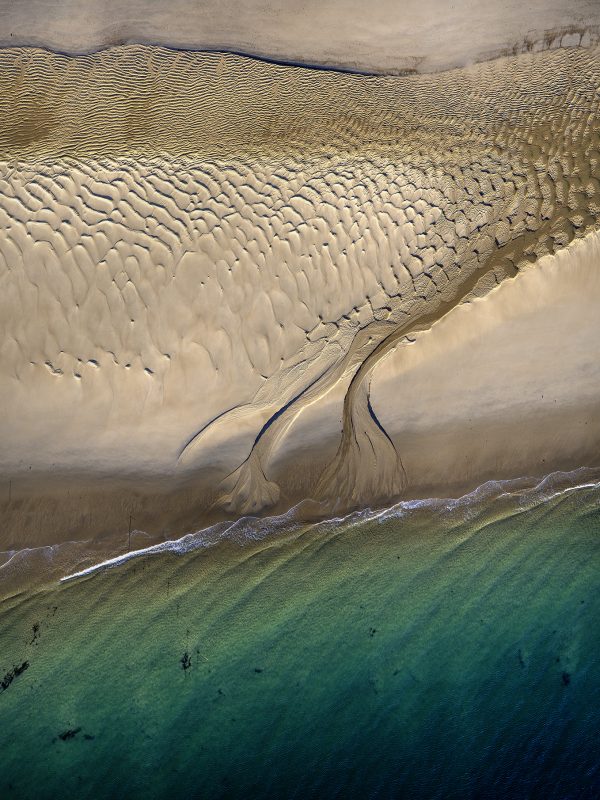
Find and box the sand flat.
[0,44,599,548]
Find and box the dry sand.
[0,43,599,551]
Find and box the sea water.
[0,471,599,799]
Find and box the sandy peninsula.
[0,39,599,555]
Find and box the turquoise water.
[1,474,599,799]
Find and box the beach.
[0,6,599,795]
[1,45,600,557]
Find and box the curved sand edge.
[0,0,599,74]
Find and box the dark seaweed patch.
[180,652,192,671]
[1,661,29,693]
[58,728,81,741]
[29,623,40,645]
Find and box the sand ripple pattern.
[0,45,599,512]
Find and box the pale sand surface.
[0,0,599,74]
[0,45,599,551]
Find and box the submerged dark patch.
[180,652,192,671]
[0,661,29,693]
[58,728,81,741]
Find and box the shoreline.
[3,395,599,550]
[60,466,600,584]
[2,465,599,605]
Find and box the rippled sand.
[0,43,599,553]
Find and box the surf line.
[60,469,599,585]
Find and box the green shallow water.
[1,478,599,799]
